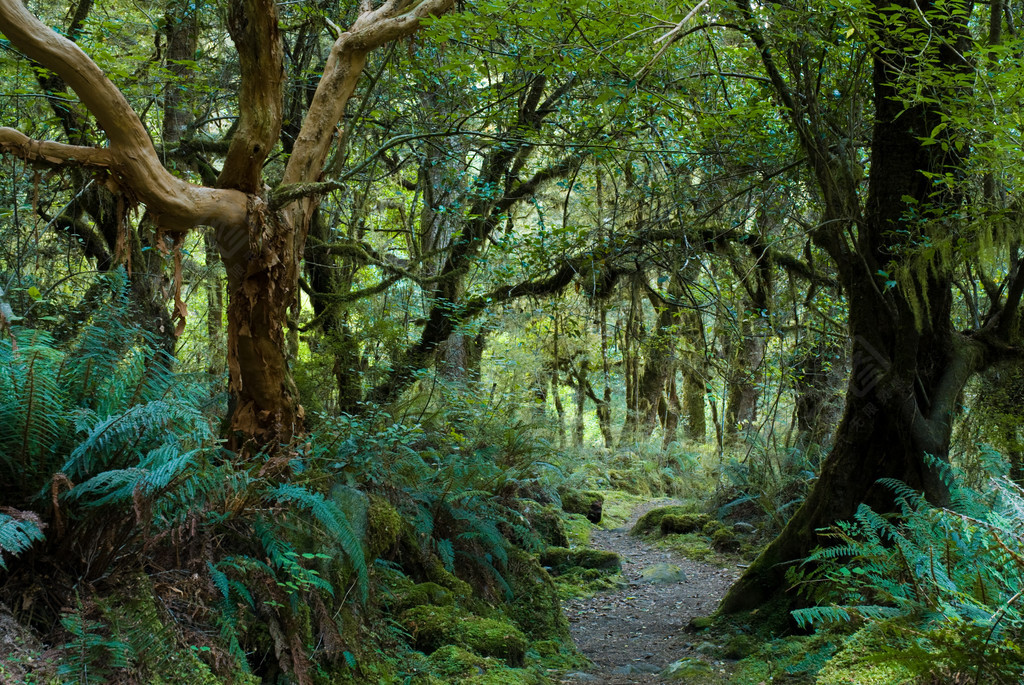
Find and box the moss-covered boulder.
[662,657,714,680]
[538,547,621,575]
[521,502,569,548]
[424,645,543,684]
[630,505,693,536]
[558,489,604,523]
[506,549,571,641]
[710,526,740,553]
[608,469,651,496]
[422,553,474,599]
[402,605,528,667]
[365,494,404,559]
[659,513,712,535]
[388,581,455,613]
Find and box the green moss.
[389,582,455,612]
[150,651,228,685]
[711,527,740,553]
[562,514,591,547]
[723,634,758,660]
[660,513,712,535]
[365,495,404,560]
[422,553,474,599]
[598,491,649,529]
[689,616,714,631]
[700,520,721,535]
[630,505,693,536]
[402,605,528,667]
[558,489,604,523]
[424,645,546,684]
[537,547,621,575]
[729,634,836,685]
[607,469,651,496]
[816,626,917,685]
[657,533,715,561]
[426,645,493,679]
[506,549,570,641]
[521,502,569,548]
[662,657,714,680]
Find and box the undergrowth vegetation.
[706,450,1024,684]
[0,277,594,684]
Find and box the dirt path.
[559,500,739,684]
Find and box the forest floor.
[559,499,740,684]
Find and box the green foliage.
[0,509,44,569]
[0,273,216,576]
[790,464,1024,682]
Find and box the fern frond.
[270,483,368,601]
[0,508,45,568]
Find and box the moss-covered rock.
[424,644,544,684]
[607,469,651,496]
[659,513,712,535]
[365,494,404,560]
[558,489,604,523]
[630,505,693,536]
[402,605,528,667]
[426,645,494,679]
[710,527,740,553]
[506,549,571,641]
[688,616,714,631]
[563,513,591,547]
[538,547,621,575]
[657,533,714,561]
[521,502,569,548]
[662,657,713,680]
[701,520,725,536]
[638,562,687,584]
[389,581,455,612]
[422,553,474,599]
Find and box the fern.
[271,483,368,601]
[794,468,1024,681]
[0,508,45,568]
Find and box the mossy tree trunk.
[721,0,1015,612]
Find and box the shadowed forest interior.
[1,0,1023,682]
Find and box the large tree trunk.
[791,336,845,451]
[722,0,977,612]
